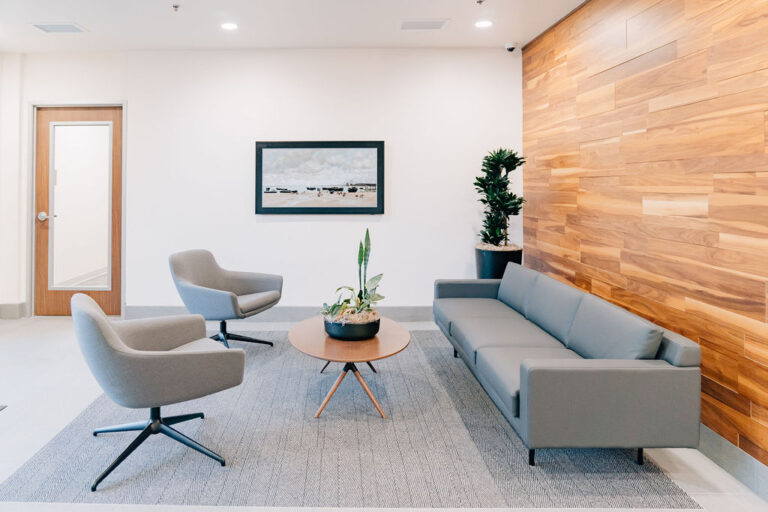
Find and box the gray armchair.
[71,294,245,491]
[169,249,283,348]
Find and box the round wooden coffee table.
[289,316,410,419]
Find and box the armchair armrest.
[112,314,206,351]
[223,270,283,296]
[518,359,700,449]
[109,348,246,409]
[175,281,239,320]
[434,279,501,299]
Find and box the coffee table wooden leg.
[353,368,387,419]
[315,369,347,418]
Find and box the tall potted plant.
[474,148,525,278]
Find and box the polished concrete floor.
[0,316,766,512]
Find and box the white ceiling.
[0,0,584,53]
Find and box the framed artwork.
[255,141,384,214]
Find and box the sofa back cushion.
[567,294,663,360]
[524,274,584,343]
[497,263,539,315]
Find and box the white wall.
[0,53,25,306]
[13,48,522,309]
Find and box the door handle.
[37,211,57,221]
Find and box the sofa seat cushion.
[476,347,582,418]
[497,263,540,315]
[566,294,663,360]
[525,274,585,343]
[452,316,564,364]
[237,290,281,314]
[433,298,517,335]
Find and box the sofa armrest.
[518,359,700,449]
[434,279,501,299]
[112,314,206,351]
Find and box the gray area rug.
[0,330,698,508]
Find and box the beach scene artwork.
[261,147,378,208]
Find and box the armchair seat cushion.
[237,290,281,314]
[476,346,582,418]
[452,316,564,365]
[433,298,518,335]
[172,338,228,353]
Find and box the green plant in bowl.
[321,229,384,340]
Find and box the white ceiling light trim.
[474,20,493,28]
[221,22,238,31]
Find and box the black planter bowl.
[475,246,523,279]
[324,318,381,341]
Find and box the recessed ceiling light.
[221,22,238,31]
[475,20,493,28]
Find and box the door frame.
[26,102,128,317]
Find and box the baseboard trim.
[0,302,26,319]
[699,424,768,501]
[125,305,433,322]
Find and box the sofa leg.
[528,449,535,466]
[637,448,644,465]
[453,348,458,358]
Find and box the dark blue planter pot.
[324,318,380,341]
[475,247,522,279]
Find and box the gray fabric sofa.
[434,263,701,465]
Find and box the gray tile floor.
[0,317,766,512]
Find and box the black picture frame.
[255,141,384,215]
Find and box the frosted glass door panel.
[50,123,112,289]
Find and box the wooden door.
[34,106,122,315]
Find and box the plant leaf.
[365,273,383,290]
[363,228,371,286]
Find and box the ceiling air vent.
[400,19,449,30]
[33,23,85,33]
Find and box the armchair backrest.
[71,293,135,406]
[169,249,226,290]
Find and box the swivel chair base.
[91,406,223,491]
[210,320,274,349]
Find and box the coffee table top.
[289,316,410,363]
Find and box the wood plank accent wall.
[522,0,768,463]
